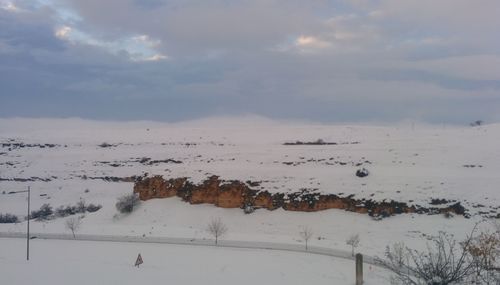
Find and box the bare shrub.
[65,216,82,238]
[76,198,86,213]
[299,226,313,251]
[115,193,140,213]
[378,231,478,285]
[346,234,360,256]
[207,217,228,245]
[468,230,500,284]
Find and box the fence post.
[355,253,363,285]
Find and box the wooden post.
[355,253,363,285]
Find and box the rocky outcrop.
[133,175,469,219]
[134,175,187,200]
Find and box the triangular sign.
[135,253,143,267]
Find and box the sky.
[0,0,499,124]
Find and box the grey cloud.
[0,0,499,124]
[360,69,500,91]
[0,9,63,51]
[61,0,320,54]
[133,0,166,10]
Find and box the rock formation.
[133,175,469,219]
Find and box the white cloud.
[134,53,168,62]
[54,25,168,62]
[368,9,385,19]
[0,1,18,12]
[295,35,331,49]
[55,26,72,39]
[273,35,333,54]
[131,34,161,48]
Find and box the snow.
[0,117,499,282]
[0,238,388,285]
[1,117,498,206]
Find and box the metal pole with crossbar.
[27,186,30,260]
[13,187,31,260]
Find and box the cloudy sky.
[1,0,499,124]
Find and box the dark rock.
[356,168,370,178]
[430,198,449,205]
[447,202,466,215]
[84,176,137,183]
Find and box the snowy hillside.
[0,117,499,259]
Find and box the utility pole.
[27,186,30,261]
[11,187,32,260]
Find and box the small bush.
[55,200,102,218]
[55,205,76,217]
[76,199,86,213]
[86,203,102,213]
[116,193,140,213]
[0,213,19,223]
[470,120,483,127]
[55,206,67,217]
[99,142,113,148]
[31,203,53,220]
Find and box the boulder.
[356,168,369,178]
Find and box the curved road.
[0,231,381,267]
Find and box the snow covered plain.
[0,238,388,285]
[0,117,499,283]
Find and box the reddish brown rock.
[132,175,469,219]
[133,175,186,200]
[253,191,275,209]
[189,176,221,204]
[218,181,256,208]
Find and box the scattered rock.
[0,177,52,182]
[98,142,115,148]
[356,168,369,178]
[0,142,59,150]
[243,205,255,214]
[463,164,483,168]
[283,140,360,146]
[430,198,449,205]
[82,176,138,183]
[147,159,182,165]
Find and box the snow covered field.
[1,117,498,208]
[0,117,499,279]
[0,238,388,285]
